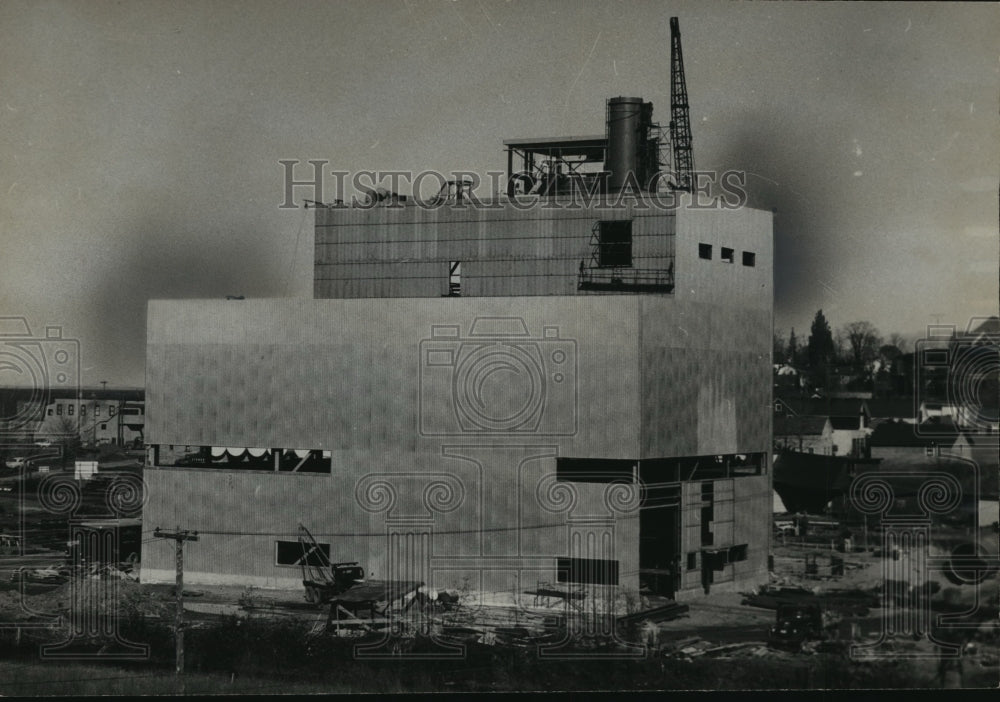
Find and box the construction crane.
[296,523,365,604]
[669,17,694,192]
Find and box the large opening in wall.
[638,461,681,598]
[597,220,633,268]
[555,557,620,586]
[556,457,634,483]
[154,445,332,473]
[276,540,330,566]
[639,503,680,598]
[637,453,767,482]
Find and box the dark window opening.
[721,247,734,263]
[742,251,755,267]
[276,540,330,567]
[728,544,748,563]
[556,457,634,483]
[56,404,62,416]
[686,552,698,571]
[701,480,714,500]
[698,243,712,260]
[100,423,107,430]
[556,557,619,585]
[701,506,714,546]
[47,408,53,416]
[68,404,74,416]
[597,220,633,268]
[447,261,461,297]
[704,549,728,571]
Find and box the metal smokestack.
[605,96,653,192]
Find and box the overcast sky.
[1,0,997,387]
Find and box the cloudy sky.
[1,0,997,387]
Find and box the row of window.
[49,404,119,417]
[699,243,755,267]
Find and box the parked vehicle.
[768,603,824,651]
[4,457,31,469]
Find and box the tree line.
[774,310,909,376]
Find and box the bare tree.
[843,321,883,372]
[888,332,908,353]
[50,414,81,465]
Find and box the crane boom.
[669,17,694,192]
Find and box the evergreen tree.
[786,328,799,367]
[807,310,835,370]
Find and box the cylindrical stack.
[606,96,648,193]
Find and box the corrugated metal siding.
[146,297,641,456]
[315,202,677,298]
[141,456,640,590]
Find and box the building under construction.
[142,19,773,601]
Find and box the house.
[773,415,827,454]
[36,399,144,447]
[822,415,869,458]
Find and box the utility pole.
[154,526,199,681]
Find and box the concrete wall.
[674,474,770,598]
[141,456,637,593]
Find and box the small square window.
[721,247,734,263]
[698,243,712,260]
[47,408,53,416]
[742,251,756,267]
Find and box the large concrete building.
[142,100,774,602]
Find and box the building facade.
[35,399,144,447]
[142,192,773,601]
